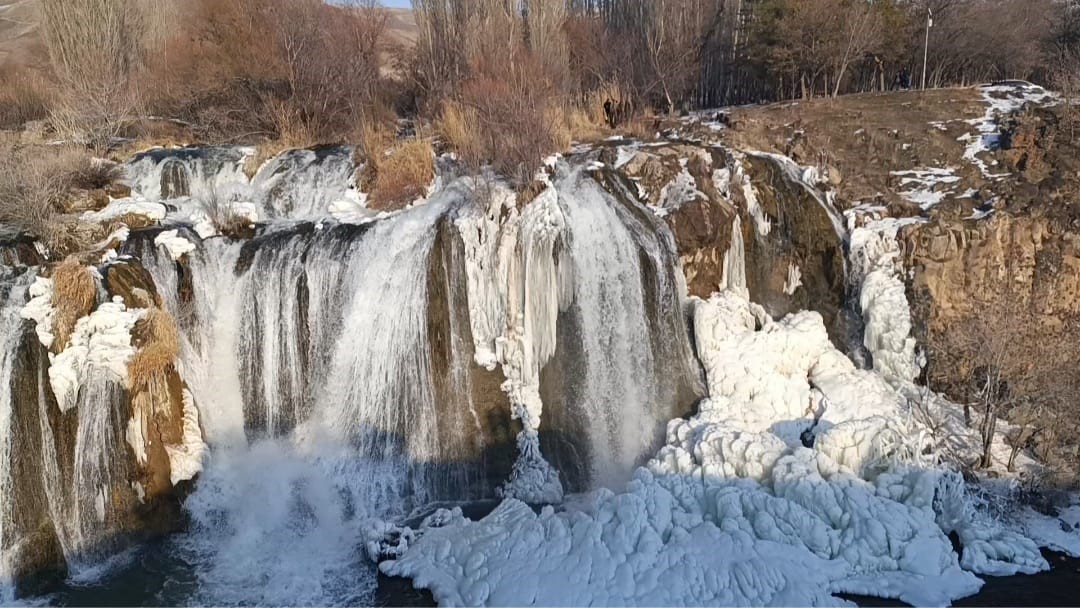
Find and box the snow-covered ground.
[890,167,961,209]
[960,82,1057,179]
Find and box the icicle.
[720,214,747,295]
[783,262,802,295]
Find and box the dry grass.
[104,213,159,233]
[368,137,435,210]
[0,66,52,129]
[39,217,115,259]
[50,257,98,351]
[436,102,481,162]
[196,187,255,238]
[128,307,180,391]
[0,144,118,236]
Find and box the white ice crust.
[48,297,144,413]
[382,286,1050,606]
[154,229,196,261]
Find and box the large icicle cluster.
[455,170,572,504]
[847,209,926,384]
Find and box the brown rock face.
[105,260,163,308]
[426,215,515,499]
[904,213,1080,377]
[0,232,43,267]
[608,141,847,342]
[739,154,846,333]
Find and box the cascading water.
[1,148,709,604]
[250,146,364,220]
[124,145,366,226]
[548,167,703,489]
[0,269,33,600]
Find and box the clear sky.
[381,0,410,6]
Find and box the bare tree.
[40,0,146,147]
[831,0,884,97]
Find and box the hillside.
[0,0,42,70]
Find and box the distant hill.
[0,0,43,71]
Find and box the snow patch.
[49,297,143,412]
[960,82,1057,179]
[154,229,196,261]
[890,167,960,209]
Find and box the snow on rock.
[164,389,207,485]
[154,229,196,261]
[961,82,1057,179]
[48,297,143,412]
[652,163,704,218]
[20,276,56,348]
[82,200,168,223]
[328,190,374,224]
[890,167,960,209]
[1020,500,1080,557]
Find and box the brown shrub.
[38,217,112,259]
[41,0,145,148]
[50,257,98,350]
[368,137,435,211]
[128,308,180,391]
[143,0,388,143]
[0,66,52,129]
[0,144,105,236]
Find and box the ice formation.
[455,175,570,503]
[782,262,802,295]
[732,154,772,236]
[154,229,196,261]
[20,276,56,348]
[48,297,144,412]
[165,389,208,484]
[653,163,704,217]
[383,287,1053,605]
[847,210,926,384]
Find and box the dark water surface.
[843,549,1080,608]
[28,499,1080,608]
